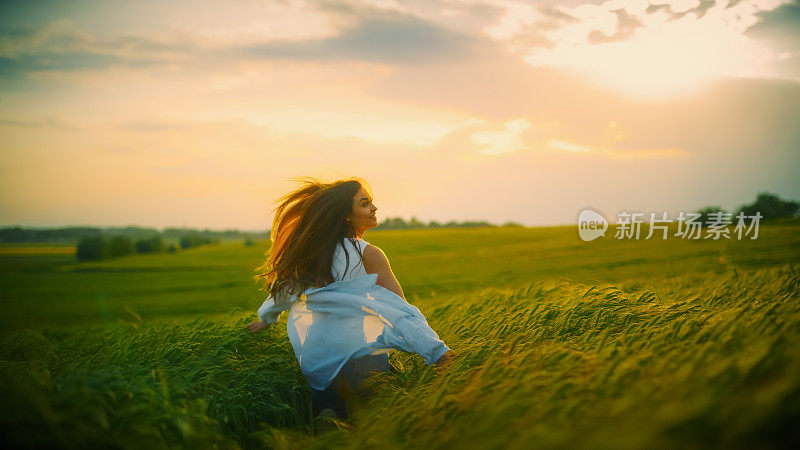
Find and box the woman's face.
[347,185,378,236]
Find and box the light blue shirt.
[257,273,451,390]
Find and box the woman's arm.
[256,294,292,324]
[363,244,405,300]
[246,293,292,333]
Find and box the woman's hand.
[434,350,458,376]
[246,320,269,333]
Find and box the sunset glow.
[521,1,781,99]
[1,0,798,229]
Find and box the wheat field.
[1,220,799,449]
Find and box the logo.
[576,208,762,241]
[578,208,608,241]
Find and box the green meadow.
[1,220,799,448]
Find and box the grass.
[1,220,799,448]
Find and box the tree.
[735,192,799,221]
[108,236,135,258]
[0,226,26,242]
[135,236,165,253]
[375,217,408,230]
[76,236,107,261]
[408,217,425,228]
[179,234,212,249]
[373,216,502,230]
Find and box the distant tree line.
[77,235,163,262]
[374,216,522,230]
[75,233,221,262]
[0,226,104,243]
[696,192,799,225]
[0,225,264,243]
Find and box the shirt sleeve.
[257,293,293,325]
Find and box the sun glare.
[524,4,776,101]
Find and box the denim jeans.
[309,352,392,420]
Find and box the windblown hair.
[253,176,372,306]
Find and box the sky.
[0,0,798,231]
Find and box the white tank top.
[331,237,369,282]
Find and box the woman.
[246,177,456,431]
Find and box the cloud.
[119,121,190,133]
[741,0,800,79]
[0,19,194,59]
[539,3,582,23]
[512,0,795,99]
[587,7,643,44]
[597,147,693,159]
[240,12,495,64]
[544,138,692,159]
[471,118,531,155]
[547,139,591,152]
[0,2,502,77]
[0,19,198,76]
[0,116,78,130]
[0,0,798,229]
[481,0,578,51]
[744,0,800,50]
[444,113,693,160]
[364,43,799,172]
[645,0,717,20]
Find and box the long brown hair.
[253,176,372,306]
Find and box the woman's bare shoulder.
[362,243,385,258]
[362,244,390,270]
